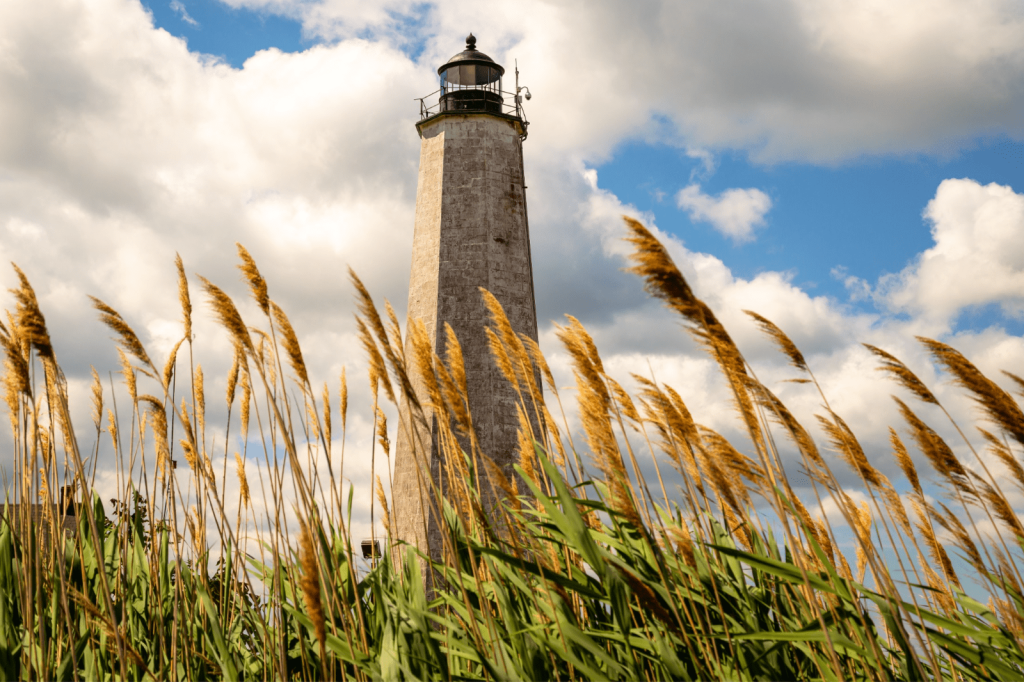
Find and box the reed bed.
[0,218,1022,680]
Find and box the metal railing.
[417,88,529,128]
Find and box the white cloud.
[221,0,1024,162]
[0,0,1023,539]
[676,184,772,243]
[170,0,198,26]
[876,179,1024,327]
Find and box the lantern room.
[438,34,505,114]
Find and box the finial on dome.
[466,33,476,50]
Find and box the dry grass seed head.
[118,349,137,403]
[321,382,331,446]
[922,562,955,612]
[863,344,938,404]
[481,453,520,514]
[1,316,30,403]
[298,519,326,651]
[187,505,206,557]
[937,501,983,572]
[889,428,921,494]
[818,412,882,489]
[566,314,604,375]
[482,289,541,402]
[745,310,807,372]
[180,439,199,475]
[375,407,390,457]
[195,364,206,437]
[607,376,641,426]
[384,300,404,358]
[443,324,468,395]
[540,402,567,467]
[669,518,697,568]
[991,597,1024,640]
[11,264,54,361]
[977,478,1024,539]
[435,357,472,437]
[895,398,972,498]
[1003,371,1024,398]
[199,277,255,356]
[978,427,1024,494]
[240,371,251,436]
[178,396,197,452]
[175,253,192,339]
[270,302,309,388]
[516,402,540,489]
[521,335,557,395]
[910,494,958,586]
[350,269,417,404]
[750,382,824,470]
[90,366,103,430]
[357,317,395,405]
[633,380,702,488]
[235,452,250,507]
[920,336,1024,449]
[236,244,269,315]
[375,475,391,536]
[880,485,913,538]
[162,338,184,394]
[305,401,320,442]
[339,366,347,433]
[557,321,609,407]
[699,426,761,506]
[139,395,170,478]
[814,517,836,564]
[90,296,154,372]
[107,409,118,455]
[485,326,519,390]
[696,442,743,516]
[226,346,241,407]
[409,319,443,411]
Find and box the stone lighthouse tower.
[392,34,537,564]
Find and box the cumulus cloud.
[1,0,1022,539]
[676,184,772,243]
[224,0,1024,162]
[876,179,1024,326]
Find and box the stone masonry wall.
[392,112,538,567]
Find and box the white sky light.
[1,0,1023,538]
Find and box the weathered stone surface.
[392,112,537,566]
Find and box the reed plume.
[198,276,254,356]
[863,344,939,405]
[176,253,192,339]
[90,366,103,430]
[376,475,391,537]
[920,336,1024,449]
[236,243,269,315]
[339,366,348,434]
[235,452,250,507]
[895,398,972,497]
[298,519,326,661]
[745,310,807,372]
[271,301,309,388]
[11,263,54,361]
[90,296,155,374]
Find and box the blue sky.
[144,0,1024,334]
[3,0,1024,544]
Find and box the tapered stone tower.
[392,34,537,564]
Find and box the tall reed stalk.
[0,217,1021,680]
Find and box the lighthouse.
[391,35,538,565]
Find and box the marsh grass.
[0,218,1022,679]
